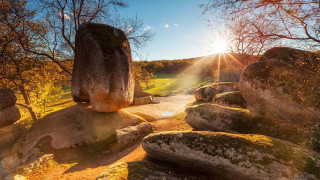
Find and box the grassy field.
[141,73,214,96]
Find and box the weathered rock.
[17,154,54,175]
[215,82,237,93]
[17,104,146,159]
[96,161,213,180]
[132,96,154,105]
[185,103,318,150]
[0,154,21,176]
[143,131,320,180]
[0,125,26,159]
[194,85,216,102]
[0,106,21,128]
[72,23,134,112]
[212,91,247,108]
[0,89,17,110]
[239,47,320,124]
[134,78,152,98]
[116,122,154,150]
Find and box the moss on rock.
[143,131,320,180]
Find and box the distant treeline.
[134,53,258,76]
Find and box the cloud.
[58,12,70,20]
[164,24,169,28]
[173,23,179,27]
[144,26,151,30]
[126,25,133,33]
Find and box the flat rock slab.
[125,94,194,121]
[96,160,213,180]
[143,131,320,180]
[18,104,146,159]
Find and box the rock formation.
[72,23,134,112]
[194,82,237,102]
[239,47,320,124]
[0,89,24,159]
[17,104,153,161]
[143,131,320,180]
[212,91,247,108]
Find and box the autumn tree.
[202,0,320,53]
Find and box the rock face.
[194,85,216,102]
[143,131,320,180]
[0,89,17,110]
[212,91,247,108]
[72,23,134,112]
[17,104,147,159]
[239,47,320,124]
[134,78,152,98]
[0,106,21,128]
[96,161,212,180]
[0,125,26,159]
[185,103,318,149]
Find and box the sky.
[118,0,224,61]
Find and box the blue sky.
[119,0,223,61]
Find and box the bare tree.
[202,0,320,52]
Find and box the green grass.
[141,73,214,96]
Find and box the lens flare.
[209,39,228,54]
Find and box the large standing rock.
[17,104,147,160]
[143,131,320,180]
[72,23,134,112]
[0,89,17,110]
[0,106,21,128]
[185,103,318,150]
[239,47,320,124]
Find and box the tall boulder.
[239,47,320,126]
[72,23,134,112]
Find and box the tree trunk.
[18,85,38,121]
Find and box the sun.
[209,39,229,54]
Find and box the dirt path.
[25,95,194,180]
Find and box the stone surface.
[0,125,26,159]
[143,131,320,180]
[212,91,247,108]
[0,89,17,110]
[125,94,194,121]
[0,106,21,128]
[96,161,213,180]
[239,47,320,125]
[132,96,154,105]
[0,154,21,177]
[194,85,216,102]
[17,154,54,175]
[134,78,152,98]
[72,23,134,112]
[185,103,318,150]
[17,104,146,159]
[116,123,154,150]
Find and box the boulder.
[212,91,247,108]
[17,104,146,159]
[72,23,134,112]
[134,78,152,98]
[239,47,320,124]
[194,85,216,102]
[96,161,212,180]
[143,131,320,180]
[17,154,54,175]
[0,125,26,159]
[185,103,318,150]
[116,122,154,150]
[0,89,17,110]
[0,154,21,176]
[0,106,21,128]
[132,96,154,105]
[215,82,237,93]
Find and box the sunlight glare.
[209,39,228,54]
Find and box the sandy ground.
[125,94,194,121]
[25,94,195,180]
